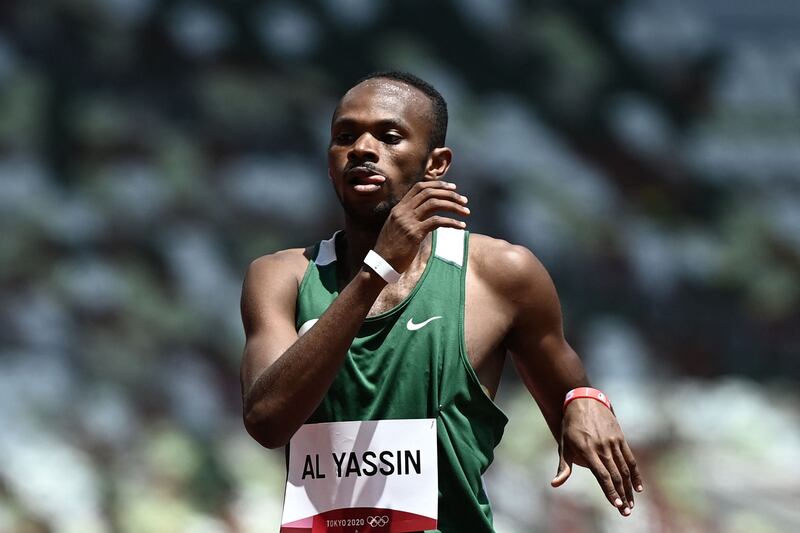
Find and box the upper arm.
[503,246,574,371]
[239,249,308,399]
[478,240,587,427]
[475,240,566,360]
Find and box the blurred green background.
[1,0,799,531]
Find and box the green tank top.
[294,227,508,533]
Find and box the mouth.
[345,166,386,193]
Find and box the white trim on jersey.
[434,227,465,267]
[314,231,340,266]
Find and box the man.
[240,71,643,532]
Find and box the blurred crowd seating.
[1,1,798,531]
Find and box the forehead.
[333,79,433,130]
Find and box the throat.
[335,227,380,286]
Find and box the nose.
[347,132,378,163]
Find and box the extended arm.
[500,246,644,516]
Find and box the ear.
[425,147,453,180]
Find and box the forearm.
[243,267,385,448]
[513,338,590,441]
[544,347,591,441]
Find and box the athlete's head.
[328,71,452,226]
[355,71,449,150]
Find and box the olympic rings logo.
[366,515,389,527]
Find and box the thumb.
[551,449,572,487]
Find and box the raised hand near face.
[373,180,469,275]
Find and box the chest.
[362,249,430,317]
[366,269,425,317]
[364,261,513,395]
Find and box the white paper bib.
[280,419,438,532]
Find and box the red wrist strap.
[563,387,612,412]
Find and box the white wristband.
[363,250,401,284]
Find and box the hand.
[373,180,469,274]
[551,399,644,517]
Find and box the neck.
[340,217,382,282]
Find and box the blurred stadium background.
[1,0,799,531]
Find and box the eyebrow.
[332,117,408,130]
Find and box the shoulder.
[469,234,551,288]
[468,233,559,310]
[242,247,312,298]
[240,247,311,332]
[246,247,310,281]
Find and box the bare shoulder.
[245,247,311,285]
[241,247,311,335]
[241,246,310,302]
[468,233,554,297]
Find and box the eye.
[333,132,355,145]
[382,132,402,144]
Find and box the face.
[328,79,447,226]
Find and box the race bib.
[280,418,438,532]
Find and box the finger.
[587,456,627,514]
[551,453,572,487]
[408,187,468,210]
[405,180,457,201]
[551,440,571,487]
[621,441,644,493]
[419,216,467,233]
[612,444,634,510]
[598,449,631,516]
[414,197,470,218]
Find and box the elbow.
[243,403,291,449]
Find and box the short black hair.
[354,70,448,150]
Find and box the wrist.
[363,249,401,284]
[563,387,613,413]
[357,265,389,292]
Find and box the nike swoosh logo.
[406,316,442,331]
